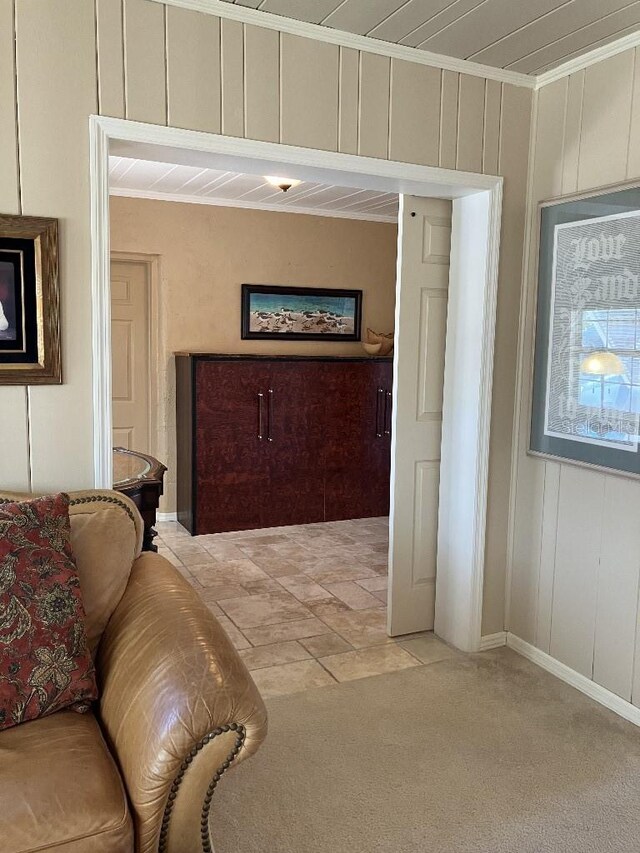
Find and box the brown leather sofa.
[0,490,268,853]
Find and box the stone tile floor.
[156,516,458,698]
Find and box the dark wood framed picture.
[241,284,362,341]
[0,214,60,385]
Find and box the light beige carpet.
[211,648,640,853]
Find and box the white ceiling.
[109,157,399,222]
[222,0,640,74]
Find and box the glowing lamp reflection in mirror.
[580,351,624,376]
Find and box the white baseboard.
[156,512,177,522]
[479,631,507,650]
[506,633,640,728]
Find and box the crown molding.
[153,0,640,93]
[153,0,535,89]
[535,29,640,89]
[109,186,398,223]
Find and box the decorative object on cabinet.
[366,327,394,356]
[113,447,167,552]
[0,214,60,384]
[362,341,382,356]
[175,354,392,535]
[241,284,362,341]
[530,182,640,477]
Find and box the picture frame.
[0,214,61,385]
[529,181,640,477]
[241,284,362,341]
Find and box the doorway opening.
[108,161,398,529]
[108,162,403,683]
[92,116,502,654]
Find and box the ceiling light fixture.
[265,175,302,193]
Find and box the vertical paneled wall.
[1,0,532,637]
[0,0,97,492]
[483,82,532,634]
[0,0,30,490]
[509,47,640,706]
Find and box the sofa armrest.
[96,552,267,853]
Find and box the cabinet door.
[323,361,391,521]
[195,360,271,534]
[262,361,325,527]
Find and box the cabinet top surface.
[175,353,393,362]
[113,447,166,487]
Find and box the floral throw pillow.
[0,493,98,731]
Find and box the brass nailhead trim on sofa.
[0,492,137,527]
[158,723,246,853]
[68,494,137,525]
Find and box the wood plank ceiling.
[109,157,400,222]
[223,0,640,74]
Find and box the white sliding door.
[388,195,451,636]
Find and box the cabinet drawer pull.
[384,390,392,437]
[257,392,265,440]
[376,388,384,438]
[267,389,274,441]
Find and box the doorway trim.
[89,114,503,652]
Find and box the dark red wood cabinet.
[175,354,392,534]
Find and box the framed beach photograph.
[0,214,60,385]
[530,182,640,477]
[241,284,362,341]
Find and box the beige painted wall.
[0,0,533,636]
[109,196,398,511]
[509,46,640,706]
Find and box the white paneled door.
[388,196,451,636]
[110,259,151,452]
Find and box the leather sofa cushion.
[69,498,140,652]
[0,709,133,852]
